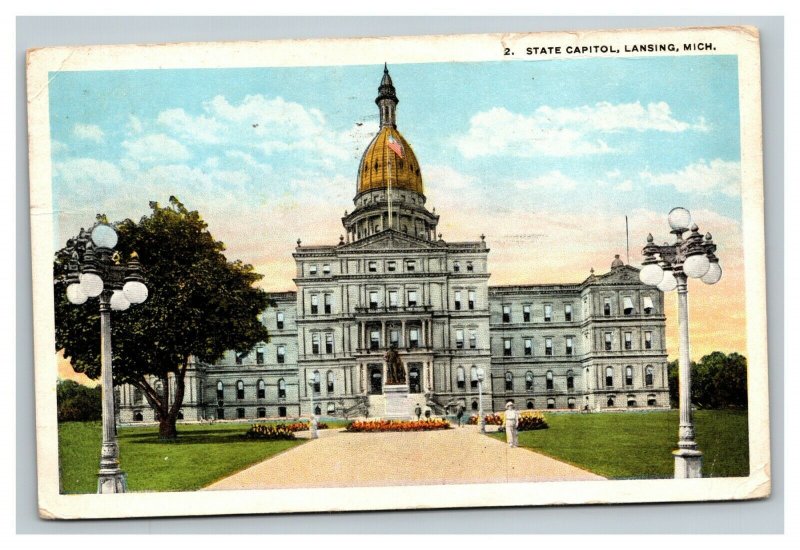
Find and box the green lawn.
[58,422,307,494]
[490,409,749,479]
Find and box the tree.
[667,352,748,410]
[57,379,102,422]
[54,197,270,439]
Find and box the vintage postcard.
[26,25,769,519]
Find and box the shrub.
[57,380,102,422]
[345,418,451,432]
[245,424,296,440]
[497,411,549,432]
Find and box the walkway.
[204,426,604,491]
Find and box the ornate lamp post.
[307,380,318,439]
[477,367,486,434]
[63,220,149,493]
[639,207,721,479]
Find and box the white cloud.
[640,159,741,197]
[614,180,634,192]
[455,101,706,159]
[72,123,105,143]
[514,170,579,191]
[127,115,143,135]
[122,134,191,164]
[605,169,621,179]
[424,165,477,190]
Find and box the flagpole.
[387,135,393,230]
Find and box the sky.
[47,56,746,383]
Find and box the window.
[312,371,321,393]
[327,370,335,393]
[547,398,555,410]
[216,408,225,420]
[314,405,322,415]
[567,371,574,390]
[604,332,612,351]
[624,332,632,350]
[524,338,532,356]
[390,329,399,347]
[505,372,513,391]
[607,396,615,407]
[257,379,266,399]
[256,346,265,364]
[368,261,377,272]
[503,305,511,323]
[324,293,332,314]
[470,366,478,389]
[409,328,419,348]
[325,333,334,354]
[327,402,336,415]
[278,378,286,398]
[388,290,398,307]
[257,407,266,418]
[369,291,379,309]
[235,352,243,365]
[277,345,286,363]
[216,381,224,400]
[237,408,246,419]
[468,290,476,310]
[370,330,380,350]
[472,400,479,411]
[527,401,534,410]
[545,337,553,356]
[276,311,285,329]
[565,304,573,322]
[312,333,320,354]
[454,290,462,310]
[623,296,634,315]
[643,296,654,314]
[309,264,318,276]
[546,370,554,390]
[544,304,553,322]
[469,330,477,349]
[626,366,633,386]
[645,331,653,350]
[647,394,657,406]
[455,329,464,349]
[322,263,330,275]
[568,397,576,409]
[627,396,637,408]
[467,261,474,272]
[605,367,614,387]
[278,406,287,417]
[603,298,612,316]
[453,261,460,272]
[503,338,512,357]
[566,336,574,356]
[310,294,319,314]
[522,305,530,322]
[457,367,465,389]
[133,388,143,404]
[645,366,654,386]
[387,260,396,272]
[407,290,418,307]
[405,260,416,272]
[525,371,534,390]
[236,380,244,400]
[133,411,143,422]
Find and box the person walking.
[414,403,422,421]
[505,401,520,447]
[456,403,465,427]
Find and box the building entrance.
[369,364,383,394]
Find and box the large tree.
[54,197,270,439]
[668,352,748,410]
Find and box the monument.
[384,345,410,419]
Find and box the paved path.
[204,426,604,490]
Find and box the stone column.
[401,319,406,347]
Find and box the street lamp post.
[477,368,486,434]
[307,380,318,439]
[639,207,721,479]
[63,220,149,493]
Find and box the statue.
[384,345,406,385]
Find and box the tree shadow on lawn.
[121,431,257,445]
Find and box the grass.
[489,409,749,479]
[58,421,307,494]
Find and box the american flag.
[387,134,405,158]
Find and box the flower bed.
[467,412,504,426]
[283,421,329,432]
[345,418,451,432]
[469,411,549,431]
[245,421,330,440]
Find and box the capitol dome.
[357,127,423,196]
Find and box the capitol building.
[118,66,670,423]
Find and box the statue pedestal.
[384,385,410,420]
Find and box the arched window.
[313,370,321,393]
[627,395,637,407]
[216,381,224,400]
[626,366,634,386]
[327,371,335,393]
[546,370,554,390]
[568,397,576,409]
[471,400,479,411]
[566,370,574,390]
[133,411,143,422]
[505,371,513,391]
[526,400,534,410]
[647,394,657,406]
[257,379,266,399]
[547,398,556,409]
[456,367,465,389]
[525,371,534,391]
[257,407,266,418]
[177,410,184,420]
[607,395,615,407]
[605,367,614,387]
[314,405,322,415]
[327,402,336,415]
[236,380,244,400]
[278,378,286,398]
[470,366,478,389]
[645,365,654,386]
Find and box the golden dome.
[357,127,424,196]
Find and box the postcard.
[26,25,769,519]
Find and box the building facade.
[118,66,670,424]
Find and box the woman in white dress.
[505,401,520,448]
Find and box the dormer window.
[309,265,317,276]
